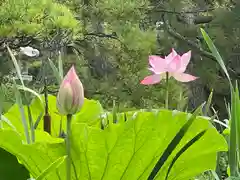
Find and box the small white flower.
[20,46,40,57]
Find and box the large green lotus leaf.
[0,129,68,180]
[3,95,103,138]
[0,147,29,180]
[2,104,26,136]
[73,98,104,126]
[71,110,227,180]
[0,110,227,180]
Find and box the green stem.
[19,106,30,144]
[27,105,35,143]
[165,72,169,109]
[66,114,72,180]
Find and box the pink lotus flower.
[57,66,84,115]
[141,49,198,85]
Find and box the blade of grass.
[17,85,43,142]
[13,80,30,144]
[200,28,232,88]
[147,104,204,180]
[7,46,24,86]
[165,130,207,180]
[229,87,238,176]
[34,111,44,129]
[200,28,237,175]
[7,46,43,144]
[230,83,240,176]
[203,89,213,116]
[224,98,231,120]
[7,46,40,142]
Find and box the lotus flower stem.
[165,72,169,109]
[66,114,72,180]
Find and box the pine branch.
[152,7,215,15]
[0,36,34,50]
[84,32,118,39]
[161,14,216,61]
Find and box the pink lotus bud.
[57,66,84,115]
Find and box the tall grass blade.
[229,87,238,176]
[147,104,203,180]
[200,28,232,88]
[13,80,30,144]
[201,28,237,176]
[34,111,44,129]
[232,83,240,176]
[229,81,238,175]
[203,90,213,116]
[165,130,207,180]
[7,46,24,86]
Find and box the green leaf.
[203,90,213,116]
[33,111,44,129]
[13,80,30,144]
[229,84,240,176]
[70,110,227,180]
[3,95,103,137]
[148,105,203,179]
[1,115,17,131]
[73,98,104,126]
[36,156,66,180]
[7,46,24,86]
[29,95,65,137]
[200,28,232,87]
[165,130,207,180]
[0,129,66,180]
[0,147,29,180]
[223,128,230,136]
[16,85,44,108]
[0,105,227,180]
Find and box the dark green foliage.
[0,0,239,116]
[0,148,29,180]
